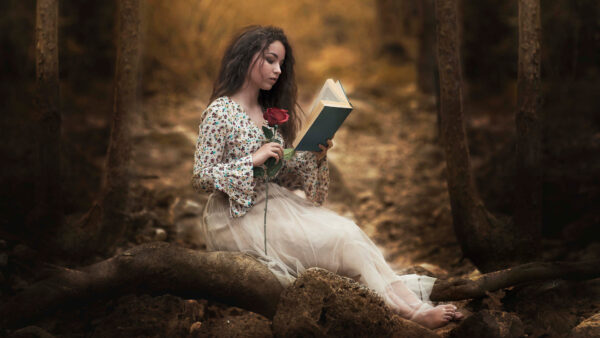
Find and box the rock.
[191,312,273,338]
[189,321,203,334]
[171,198,206,248]
[9,325,55,338]
[272,267,438,337]
[569,312,600,338]
[153,228,167,241]
[174,217,205,248]
[90,294,204,338]
[172,199,204,220]
[448,310,524,338]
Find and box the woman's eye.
[266,58,275,64]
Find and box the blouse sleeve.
[191,105,256,208]
[274,139,330,205]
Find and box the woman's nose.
[274,64,281,75]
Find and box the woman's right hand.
[252,142,284,167]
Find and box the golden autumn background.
[1,0,599,336]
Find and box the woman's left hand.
[313,138,333,162]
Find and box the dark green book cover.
[294,105,353,152]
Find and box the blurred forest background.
[1,0,599,336]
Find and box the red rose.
[263,107,289,126]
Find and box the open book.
[293,79,353,152]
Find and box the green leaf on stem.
[253,166,265,178]
[267,158,283,177]
[264,157,277,168]
[262,126,273,139]
[283,148,295,160]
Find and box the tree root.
[430,259,600,301]
[0,242,282,329]
[2,242,598,329]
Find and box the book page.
[334,80,350,104]
[307,79,339,114]
[320,86,339,102]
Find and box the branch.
[430,259,600,301]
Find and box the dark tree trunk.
[375,0,409,60]
[514,0,542,259]
[435,0,518,272]
[417,0,437,95]
[69,0,141,255]
[98,0,140,249]
[30,0,62,237]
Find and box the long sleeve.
[274,138,330,205]
[191,104,256,209]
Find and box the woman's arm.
[191,105,256,208]
[274,138,330,205]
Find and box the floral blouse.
[191,96,330,218]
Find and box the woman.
[191,25,461,329]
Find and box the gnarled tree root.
[1,242,283,329]
[2,242,598,329]
[430,259,600,301]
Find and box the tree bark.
[430,259,600,301]
[514,0,542,258]
[31,0,62,236]
[99,0,140,249]
[375,0,409,60]
[0,242,283,329]
[3,243,598,329]
[417,0,437,95]
[435,0,518,272]
[71,0,141,254]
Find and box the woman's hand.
[313,138,333,162]
[252,142,284,167]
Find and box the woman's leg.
[325,223,460,329]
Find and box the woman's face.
[248,40,286,91]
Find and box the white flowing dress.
[192,97,436,319]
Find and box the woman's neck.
[231,80,261,112]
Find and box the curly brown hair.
[210,25,300,146]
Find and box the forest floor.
[2,80,599,337]
[123,81,600,336]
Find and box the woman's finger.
[269,144,282,158]
[269,151,280,162]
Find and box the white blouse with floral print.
[191,96,330,218]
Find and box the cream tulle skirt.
[200,183,436,318]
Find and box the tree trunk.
[514,0,542,259]
[3,243,598,329]
[435,0,517,272]
[30,0,62,237]
[375,0,409,60]
[417,0,437,95]
[98,0,140,249]
[72,0,141,254]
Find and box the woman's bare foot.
[452,310,464,321]
[411,304,457,329]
